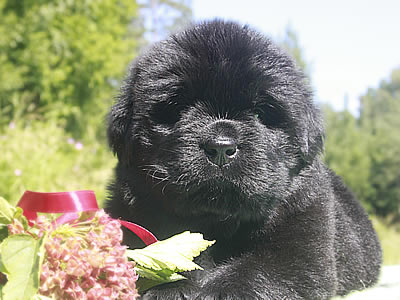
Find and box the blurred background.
[0,0,399,267]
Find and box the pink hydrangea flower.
[26,209,139,300]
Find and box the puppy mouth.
[174,166,244,195]
[173,173,240,193]
[176,178,246,217]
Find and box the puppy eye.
[254,108,265,121]
[254,111,262,121]
[254,104,288,129]
[150,101,182,125]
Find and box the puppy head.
[108,20,323,222]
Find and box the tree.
[323,105,374,211]
[359,68,400,218]
[0,0,139,138]
[323,69,400,218]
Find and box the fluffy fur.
[106,20,381,299]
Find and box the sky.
[192,0,400,114]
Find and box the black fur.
[106,20,381,299]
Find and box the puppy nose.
[203,138,237,166]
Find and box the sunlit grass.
[0,120,116,208]
[371,216,400,265]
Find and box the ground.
[340,265,400,300]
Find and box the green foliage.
[0,197,17,225]
[0,121,116,207]
[127,231,215,292]
[0,0,140,205]
[0,234,47,300]
[324,68,400,218]
[359,69,400,217]
[128,231,215,272]
[323,106,374,211]
[0,0,138,138]
[0,196,27,241]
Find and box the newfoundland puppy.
[106,20,381,299]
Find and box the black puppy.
[106,20,381,299]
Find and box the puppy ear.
[107,77,135,162]
[107,95,132,161]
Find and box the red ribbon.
[17,190,158,246]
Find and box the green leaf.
[0,234,47,300]
[135,266,179,282]
[13,207,29,231]
[134,251,200,272]
[127,231,215,273]
[127,231,214,292]
[0,198,15,226]
[135,269,186,292]
[0,227,9,244]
